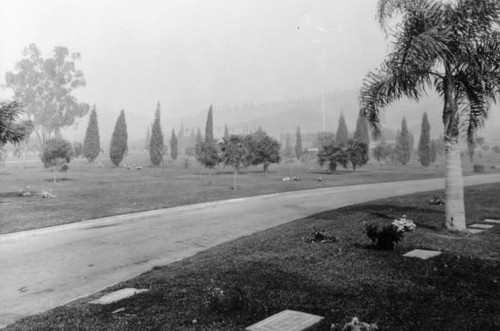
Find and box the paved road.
[1,174,500,328]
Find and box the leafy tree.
[224,124,229,139]
[170,129,178,161]
[246,129,281,175]
[395,118,412,166]
[335,113,349,146]
[219,135,250,190]
[373,143,391,164]
[41,137,72,183]
[348,140,369,171]
[0,100,30,145]
[354,114,370,160]
[360,0,500,231]
[315,132,335,148]
[417,113,432,167]
[318,139,368,172]
[195,141,220,176]
[145,126,151,152]
[110,110,128,167]
[430,140,438,164]
[5,44,89,144]
[73,142,83,158]
[149,102,164,166]
[205,105,214,144]
[295,126,303,160]
[83,106,100,163]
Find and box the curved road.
[1,174,500,327]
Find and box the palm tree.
[0,101,29,145]
[360,0,500,231]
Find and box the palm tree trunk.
[444,138,466,231]
[443,69,466,231]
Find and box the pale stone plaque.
[467,228,485,234]
[246,310,323,331]
[484,219,500,224]
[469,224,494,229]
[90,288,148,305]
[403,249,441,260]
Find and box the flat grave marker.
[467,228,485,234]
[403,249,441,260]
[469,224,494,229]
[484,219,500,224]
[246,310,323,331]
[90,288,148,305]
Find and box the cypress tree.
[430,139,437,164]
[83,105,100,163]
[205,105,214,144]
[196,128,202,144]
[354,113,370,159]
[295,126,303,159]
[109,110,128,167]
[284,133,294,160]
[224,124,229,139]
[149,102,164,166]
[145,126,151,152]
[170,129,178,161]
[335,113,349,146]
[417,112,432,167]
[395,117,411,166]
[178,124,185,155]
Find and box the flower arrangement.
[365,215,416,250]
[429,195,446,205]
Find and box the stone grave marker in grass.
[467,228,485,234]
[484,219,500,224]
[246,310,323,331]
[468,224,495,229]
[403,249,442,260]
[90,288,148,305]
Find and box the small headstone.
[246,310,323,331]
[484,219,500,224]
[403,249,441,260]
[90,288,148,305]
[467,228,485,234]
[468,224,494,229]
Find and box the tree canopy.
[5,44,89,144]
[246,129,281,174]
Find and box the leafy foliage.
[417,112,431,167]
[246,129,281,174]
[83,106,100,163]
[219,135,250,173]
[318,139,368,172]
[195,141,220,170]
[41,138,72,182]
[353,114,370,160]
[110,110,128,167]
[5,44,89,144]
[149,102,164,166]
[0,100,30,145]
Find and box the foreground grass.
[7,183,500,330]
[2,151,499,234]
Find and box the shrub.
[41,138,73,182]
[202,280,246,314]
[365,216,416,250]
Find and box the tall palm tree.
[0,101,28,145]
[360,0,500,231]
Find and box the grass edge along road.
[5,182,500,331]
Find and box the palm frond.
[0,100,27,145]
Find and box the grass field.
[1,151,500,234]
[5,183,500,330]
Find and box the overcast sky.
[0,0,388,125]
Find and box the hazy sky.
[0,0,389,135]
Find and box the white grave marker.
[469,224,494,229]
[90,288,148,305]
[403,249,441,260]
[484,219,500,224]
[467,228,485,234]
[246,310,323,331]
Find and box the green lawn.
[2,151,499,234]
[6,183,500,330]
